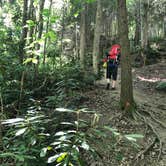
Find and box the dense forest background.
[0,0,166,165]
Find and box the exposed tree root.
[141,109,166,128]
[135,111,163,161]
[135,137,157,161]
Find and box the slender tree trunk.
[28,0,35,44]
[134,0,141,46]
[92,0,102,75]
[79,3,86,69]
[60,2,65,66]
[35,0,45,76]
[0,122,2,149]
[141,1,148,50]
[164,14,166,38]
[74,22,79,60]
[37,0,45,50]
[43,0,52,65]
[117,0,135,116]
[0,91,3,148]
[19,0,28,63]
[19,71,25,110]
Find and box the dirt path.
[83,62,166,165]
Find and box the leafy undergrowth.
[1,106,143,166]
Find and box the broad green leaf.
[81,141,89,150]
[104,126,120,136]
[54,131,66,136]
[43,9,50,17]
[125,134,144,142]
[32,58,38,64]
[40,148,47,157]
[23,58,33,64]
[57,152,67,163]
[55,108,74,113]
[0,152,16,158]
[48,155,58,163]
[15,127,28,136]
[125,136,136,142]
[125,134,144,138]
[1,118,24,125]
[31,138,37,146]
[26,20,35,27]
[47,146,52,150]
[48,153,66,163]
[60,122,74,125]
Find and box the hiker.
[103,44,121,90]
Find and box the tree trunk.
[141,1,148,50]
[28,0,35,44]
[37,0,45,50]
[19,0,28,63]
[134,0,141,46]
[164,14,166,38]
[92,0,102,75]
[0,92,3,148]
[117,0,135,116]
[79,3,86,69]
[60,2,65,66]
[43,0,52,65]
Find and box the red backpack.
[109,44,120,60]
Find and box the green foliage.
[156,81,166,92]
[1,107,143,166]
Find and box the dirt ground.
[81,61,166,166]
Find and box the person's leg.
[106,62,111,89]
[112,80,116,88]
[106,78,111,89]
[112,65,118,89]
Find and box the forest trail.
[83,61,166,165]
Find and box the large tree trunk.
[117,0,135,116]
[79,3,86,69]
[19,0,28,63]
[92,0,102,75]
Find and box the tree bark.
[19,0,28,63]
[43,0,52,65]
[37,0,45,50]
[117,0,135,116]
[92,0,102,75]
[28,0,35,44]
[141,1,148,50]
[0,92,3,148]
[164,14,166,38]
[134,0,141,46]
[79,3,86,69]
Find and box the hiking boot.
[111,87,116,90]
[106,83,110,90]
